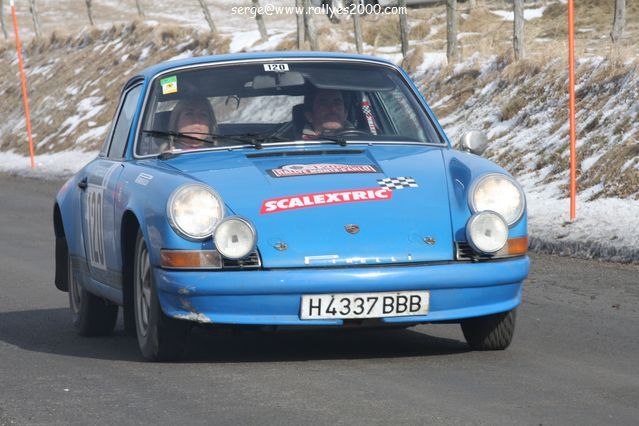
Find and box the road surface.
[1,174,638,425]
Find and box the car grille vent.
[222,251,261,269]
[455,242,491,261]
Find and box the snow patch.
[491,7,546,21]
[76,124,110,145]
[0,150,97,179]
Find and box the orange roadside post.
[568,0,576,220]
[10,0,36,169]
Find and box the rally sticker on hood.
[260,187,392,214]
[268,163,380,178]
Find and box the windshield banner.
[268,163,380,178]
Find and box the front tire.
[133,231,189,361]
[460,309,517,351]
[68,251,118,336]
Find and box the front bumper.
[154,256,529,325]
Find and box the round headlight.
[466,211,509,254]
[469,174,525,225]
[167,184,223,240]
[214,217,257,259]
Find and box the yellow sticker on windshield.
[161,76,177,95]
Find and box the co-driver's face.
[306,90,347,132]
[177,104,210,136]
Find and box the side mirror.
[460,131,488,156]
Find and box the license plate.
[300,291,429,320]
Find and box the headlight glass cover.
[470,174,525,225]
[466,211,509,254]
[214,217,257,259]
[167,184,223,240]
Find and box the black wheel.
[123,304,136,337]
[460,309,517,351]
[68,251,118,336]
[133,231,189,361]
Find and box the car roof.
[135,51,398,80]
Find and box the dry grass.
[275,35,298,51]
[579,141,639,200]
[362,15,400,46]
[409,21,430,41]
[401,46,425,74]
[430,65,482,117]
[500,95,526,121]
[460,7,505,34]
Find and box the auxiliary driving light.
[466,211,509,254]
[213,216,257,259]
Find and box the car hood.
[166,145,454,267]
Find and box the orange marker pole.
[568,0,576,220]
[10,0,36,169]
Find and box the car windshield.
[136,60,444,156]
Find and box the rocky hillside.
[418,54,639,201]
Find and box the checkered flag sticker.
[377,176,418,190]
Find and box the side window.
[107,85,142,159]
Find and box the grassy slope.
[421,55,638,200]
[0,23,229,153]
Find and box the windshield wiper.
[314,134,348,147]
[223,132,293,150]
[142,129,221,145]
[143,129,293,152]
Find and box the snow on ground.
[524,179,639,263]
[0,150,98,180]
[490,7,546,21]
[416,52,448,74]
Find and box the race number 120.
[264,63,289,72]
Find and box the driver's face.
[306,90,347,132]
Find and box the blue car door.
[80,84,142,289]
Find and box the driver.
[168,98,217,149]
[302,88,354,140]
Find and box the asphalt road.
[1,174,638,425]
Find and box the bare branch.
[1,0,8,39]
[85,0,95,26]
[398,0,409,57]
[513,0,524,60]
[610,0,626,45]
[197,0,217,34]
[28,0,42,39]
[134,0,145,19]
[296,0,304,49]
[303,0,318,50]
[252,0,268,42]
[352,4,363,54]
[446,0,457,64]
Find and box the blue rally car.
[53,52,529,361]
